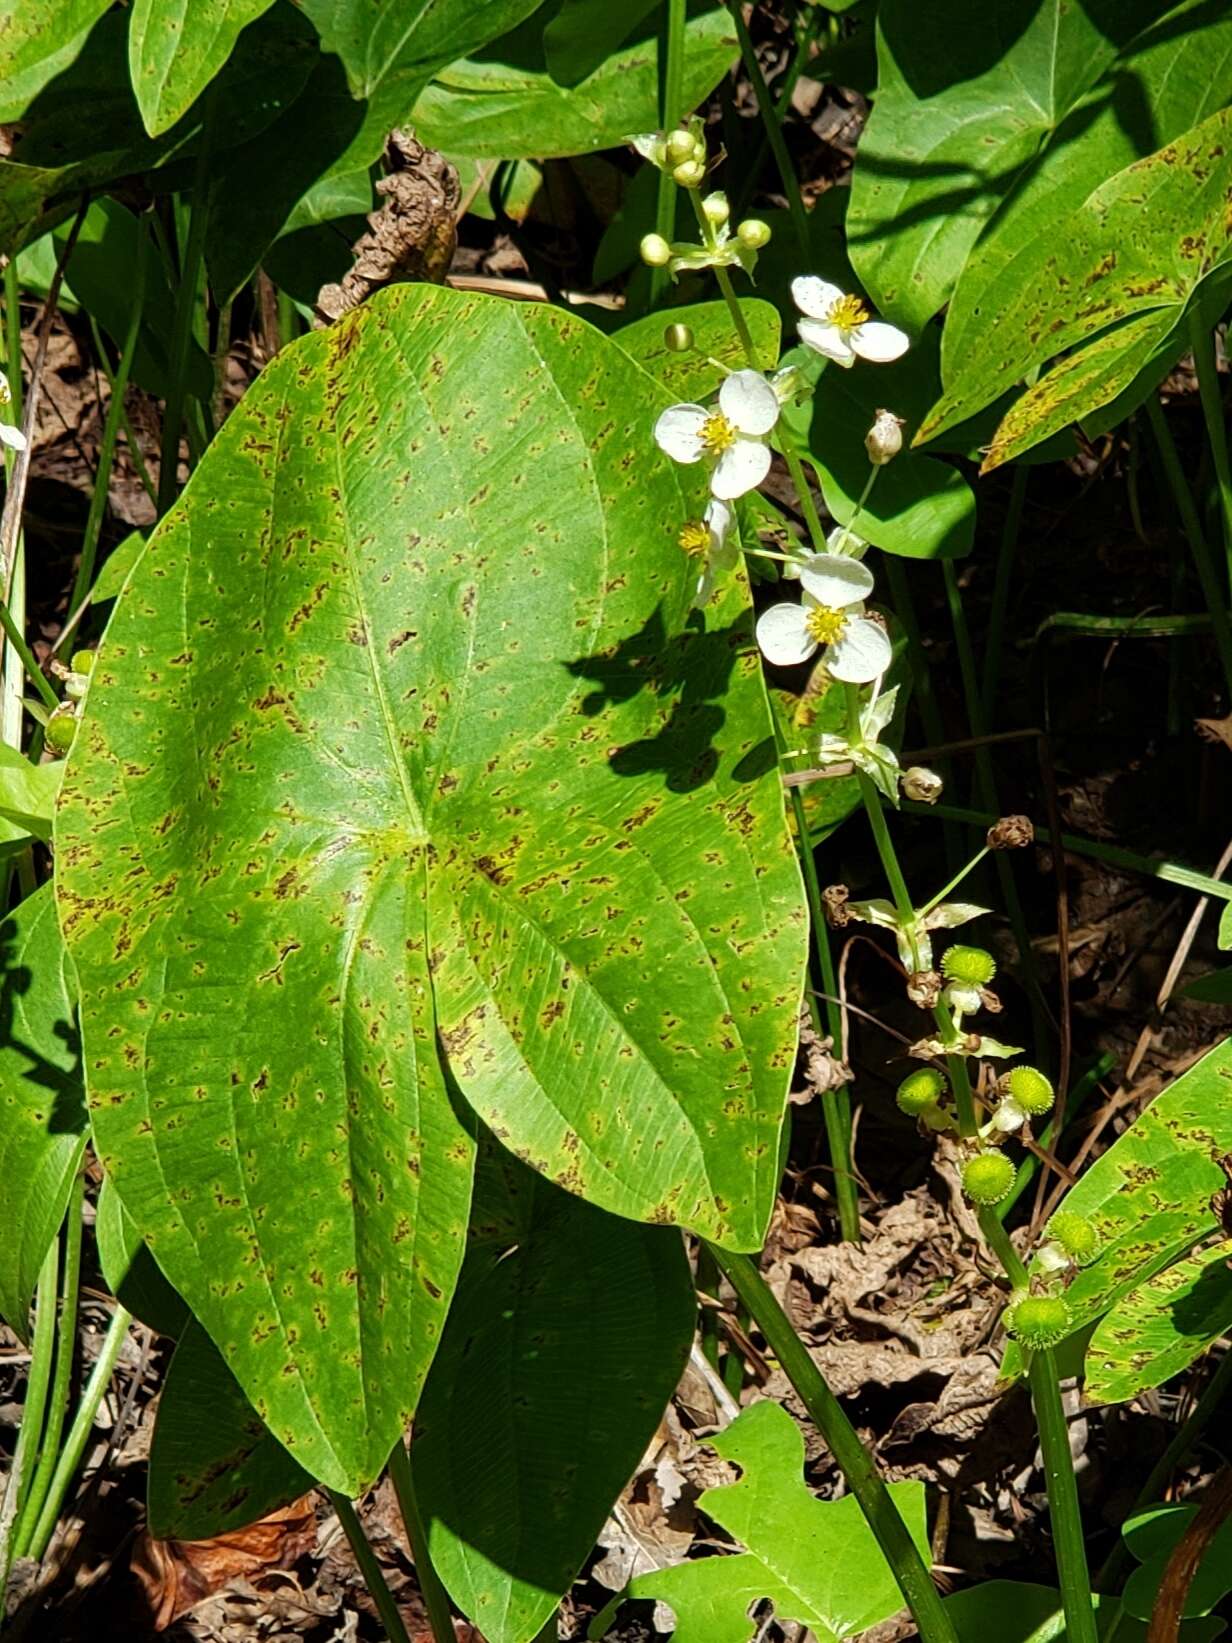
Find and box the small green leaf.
[0,743,61,842]
[631,1401,928,1643]
[1123,1505,1232,1621]
[95,1175,189,1340]
[413,1159,695,1643]
[0,884,85,1337]
[129,0,278,137]
[148,1317,314,1539]
[411,3,737,161]
[1086,1239,1232,1403]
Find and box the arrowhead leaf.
[55,284,804,1492]
[129,0,278,136]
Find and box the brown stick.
[1147,1466,1232,1643]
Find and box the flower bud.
[1003,1065,1054,1118]
[639,233,673,268]
[665,128,696,166]
[45,712,77,755]
[672,158,706,189]
[897,1066,947,1117]
[1005,1293,1072,1349]
[961,1151,1015,1207]
[701,191,729,226]
[865,409,905,466]
[941,946,997,987]
[901,765,942,804]
[1048,1211,1100,1267]
[663,322,695,353]
[737,218,771,250]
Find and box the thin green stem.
[712,263,760,366]
[25,1301,133,1563]
[387,1439,455,1643]
[4,258,23,424]
[725,0,810,258]
[15,1170,84,1559]
[86,317,158,508]
[1188,312,1232,601]
[158,128,213,517]
[731,6,822,223]
[0,1238,57,1587]
[779,440,827,551]
[1145,393,1232,702]
[329,1489,414,1643]
[1029,1348,1099,1643]
[919,847,989,918]
[67,230,148,623]
[833,466,878,552]
[981,465,1028,723]
[707,1245,959,1643]
[0,596,56,711]
[941,1045,978,1140]
[977,1204,1028,1286]
[854,768,920,969]
[650,0,688,306]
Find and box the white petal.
[711,437,770,500]
[796,552,874,611]
[790,276,844,321]
[704,496,731,546]
[755,602,816,667]
[825,523,867,556]
[0,422,27,453]
[797,318,855,367]
[654,404,708,463]
[826,615,892,683]
[719,369,779,437]
[852,321,910,363]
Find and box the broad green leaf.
[91,530,151,606]
[413,1159,695,1643]
[96,1175,189,1339]
[1123,1506,1232,1622]
[0,884,85,1337]
[616,299,782,391]
[543,0,658,85]
[148,1317,314,1538]
[298,0,544,129]
[0,743,61,842]
[1035,1040,1232,1343]
[1086,1239,1232,1404]
[412,2,737,161]
[130,0,278,137]
[0,0,111,89]
[847,0,1166,329]
[55,284,805,1491]
[942,1,1232,389]
[631,1401,928,1643]
[944,1580,1223,1643]
[919,108,1232,449]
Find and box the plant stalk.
[158,123,213,516]
[726,0,810,257]
[1187,312,1232,601]
[0,1239,58,1587]
[387,1438,455,1643]
[1029,1347,1099,1643]
[707,1244,958,1643]
[651,0,688,306]
[329,1489,414,1643]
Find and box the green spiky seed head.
[1005,1293,1073,1348]
[1005,1065,1054,1117]
[941,945,997,986]
[70,649,94,676]
[45,713,76,754]
[897,1067,947,1117]
[1048,1211,1100,1267]
[961,1151,1015,1206]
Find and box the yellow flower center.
[678,520,709,558]
[700,411,737,455]
[827,293,870,332]
[806,604,848,646]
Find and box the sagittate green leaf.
[412,2,737,161]
[413,1157,695,1643]
[129,0,278,137]
[847,0,1167,329]
[630,1401,928,1643]
[920,107,1232,455]
[54,283,805,1493]
[1086,1239,1232,1404]
[148,1317,314,1539]
[0,884,85,1338]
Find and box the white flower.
[0,369,25,453]
[846,897,989,973]
[678,498,737,608]
[791,277,909,369]
[654,370,779,501]
[754,552,891,682]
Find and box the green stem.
[707,1246,959,1643]
[1145,393,1232,702]
[1028,1348,1099,1643]
[0,1239,58,1586]
[67,231,148,623]
[981,465,1028,724]
[650,0,688,307]
[833,466,878,552]
[919,847,989,918]
[25,1300,133,1563]
[977,1204,1028,1286]
[1188,312,1232,602]
[14,1171,84,1560]
[712,263,760,366]
[854,767,920,968]
[725,0,810,258]
[731,5,822,224]
[941,1045,978,1140]
[387,1438,455,1643]
[780,440,827,552]
[158,128,213,517]
[4,258,22,423]
[329,1489,414,1643]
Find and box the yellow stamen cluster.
[828,293,870,331]
[700,411,736,455]
[805,604,847,646]
[678,520,709,558]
